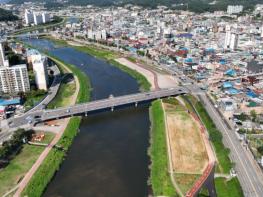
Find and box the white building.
[24,9,34,25]
[42,12,50,24]
[0,42,9,67]
[33,13,44,25]
[32,55,48,90]
[25,10,51,25]
[0,64,30,94]
[227,5,244,14]
[224,31,238,50]
[229,33,238,50]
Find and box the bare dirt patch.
[164,101,208,174]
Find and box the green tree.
[257,146,263,155]
[250,110,257,122]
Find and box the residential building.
[32,55,49,90]
[0,64,30,94]
[24,9,34,25]
[227,5,244,14]
[0,42,9,67]
[42,12,50,23]
[33,12,43,25]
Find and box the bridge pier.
[111,106,114,112]
[85,112,88,117]
[135,102,138,107]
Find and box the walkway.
[13,59,80,196]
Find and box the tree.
[257,146,263,155]
[250,110,257,122]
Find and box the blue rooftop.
[247,90,258,98]
[223,82,233,88]
[226,88,240,95]
[225,69,236,77]
[0,98,21,106]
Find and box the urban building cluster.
[49,4,263,164]
[0,42,49,119]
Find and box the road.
[0,63,62,143]
[27,64,62,112]
[198,94,263,196]
[7,87,187,128]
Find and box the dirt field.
[163,100,208,174]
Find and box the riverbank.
[46,37,152,91]
[149,100,177,196]
[12,17,66,35]
[15,56,90,196]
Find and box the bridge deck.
[9,87,187,128]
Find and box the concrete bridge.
[8,87,187,128]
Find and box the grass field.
[47,81,76,109]
[174,173,201,195]
[0,132,54,196]
[215,177,244,197]
[149,100,177,197]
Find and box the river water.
[25,39,150,197]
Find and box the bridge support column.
[135,102,138,107]
[85,112,88,117]
[111,106,114,112]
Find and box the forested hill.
[8,0,262,13]
[0,8,18,21]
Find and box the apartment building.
[32,54,49,90]
[0,42,30,94]
[0,64,30,94]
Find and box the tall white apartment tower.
[224,30,232,49]
[32,55,49,90]
[42,12,50,23]
[25,9,34,25]
[33,12,43,25]
[229,33,238,50]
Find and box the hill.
[0,8,18,21]
[8,0,261,12]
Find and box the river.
[25,39,151,197]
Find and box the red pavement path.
[185,112,216,197]
[13,119,70,197]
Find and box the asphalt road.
[198,94,263,197]
[7,87,187,128]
